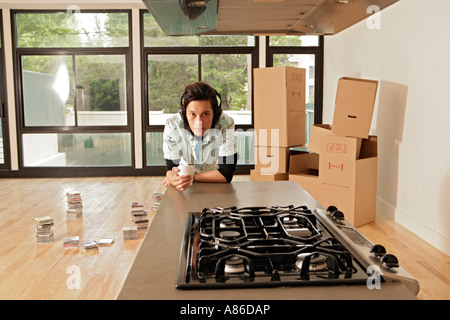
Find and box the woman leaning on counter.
[162,82,238,191]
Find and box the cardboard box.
[289,136,378,227]
[319,134,364,183]
[250,169,289,181]
[254,67,306,147]
[288,151,319,176]
[254,146,290,174]
[332,77,378,139]
[308,124,362,159]
[308,124,333,154]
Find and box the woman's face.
[186,100,214,137]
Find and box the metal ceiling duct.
[142,0,400,36]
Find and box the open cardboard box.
[308,124,362,159]
[319,134,365,183]
[308,124,333,154]
[289,136,378,227]
[254,67,306,147]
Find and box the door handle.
[0,102,3,118]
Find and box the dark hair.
[179,82,222,134]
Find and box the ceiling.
[143,0,400,36]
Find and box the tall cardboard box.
[254,67,306,147]
[332,77,378,139]
[289,136,378,227]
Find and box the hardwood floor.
[0,175,448,300]
[0,176,165,300]
[358,210,450,300]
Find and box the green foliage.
[16,13,82,48]
[18,12,128,113]
[90,79,120,111]
[144,14,251,113]
[17,12,306,117]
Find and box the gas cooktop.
[175,205,419,293]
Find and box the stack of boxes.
[251,67,306,181]
[289,77,379,227]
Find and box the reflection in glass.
[146,132,165,166]
[53,63,70,104]
[21,55,128,127]
[22,133,131,167]
[22,55,74,127]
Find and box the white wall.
[324,0,450,255]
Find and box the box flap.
[360,135,378,158]
[332,77,378,139]
[308,124,334,154]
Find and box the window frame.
[12,9,135,172]
[0,9,10,171]
[1,9,325,178]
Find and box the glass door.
[0,96,6,169]
[0,11,9,170]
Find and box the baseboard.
[377,197,450,256]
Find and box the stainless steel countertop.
[117,181,417,300]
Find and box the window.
[14,10,132,169]
[267,35,324,145]
[1,9,324,177]
[269,35,319,47]
[143,12,257,170]
[0,11,8,170]
[22,132,131,167]
[16,12,129,48]
[0,121,3,166]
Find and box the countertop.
[117,181,417,300]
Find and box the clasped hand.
[162,167,193,191]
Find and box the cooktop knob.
[331,210,345,221]
[326,205,338,214]
[370,244,386,258]
[380,254,399,269]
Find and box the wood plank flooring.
[0,176,165,300]
[0,175,448,300]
